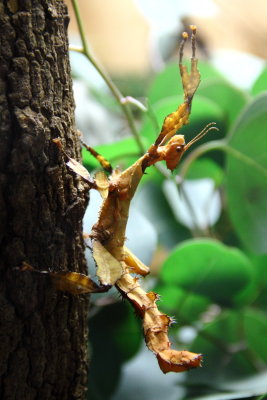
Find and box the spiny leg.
[142,26,201,171]
[178,31,188,64]
[81,141,113,173]
[179,25,200,109]
[53,138,96,186]
[19,262,111,294]
[156,26,200,147]
[190,24,197,59]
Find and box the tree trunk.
[0,1,89,399]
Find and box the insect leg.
[123,246,150,276]
[81,141,113,174]
[143,25,201,162]
[179,25,201,108]
[53,138,96,187]
[20,262,111,294]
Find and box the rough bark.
[0,1,89,399]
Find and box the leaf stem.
[70,0,145,153]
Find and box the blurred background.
[66,1,267,399]
[67,0,267,144]
[67,0,266,81]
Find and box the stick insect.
[23,26,218,373]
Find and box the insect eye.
[176,145,183,152]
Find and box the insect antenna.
[184,122,219,151]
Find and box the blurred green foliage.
[79,57,267,399]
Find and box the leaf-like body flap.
[93,240,123,285]
[123,246,150,276]
[95,171,109,199]
[51,271,110,294]
[20,263,109,294]
[66,158,93,183]
[157,349,202,373]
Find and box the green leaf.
[160,239,253,306]
[88,301,142,399]
[225,93,267,253]
[186,372,267,400]
[113,303,143,362]
[243,309,267,365]
[148,63,182,105]
[249,253,267,308]
[184,158,224,186]
[198,78,249,125]
[198,61,225,81]
[148,61,222,105]
[251,67,267,96]
[140,95,224,144]
[154,284,210,324]
[186,310,267,399]
[187,310,267,389]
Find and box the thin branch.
[120,96,148,112]
[70,0,145,153]
[180,138,267,181]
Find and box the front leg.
[20,262,111,294]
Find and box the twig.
[70,0,145,154]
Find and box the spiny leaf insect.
[23,26,218,373]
